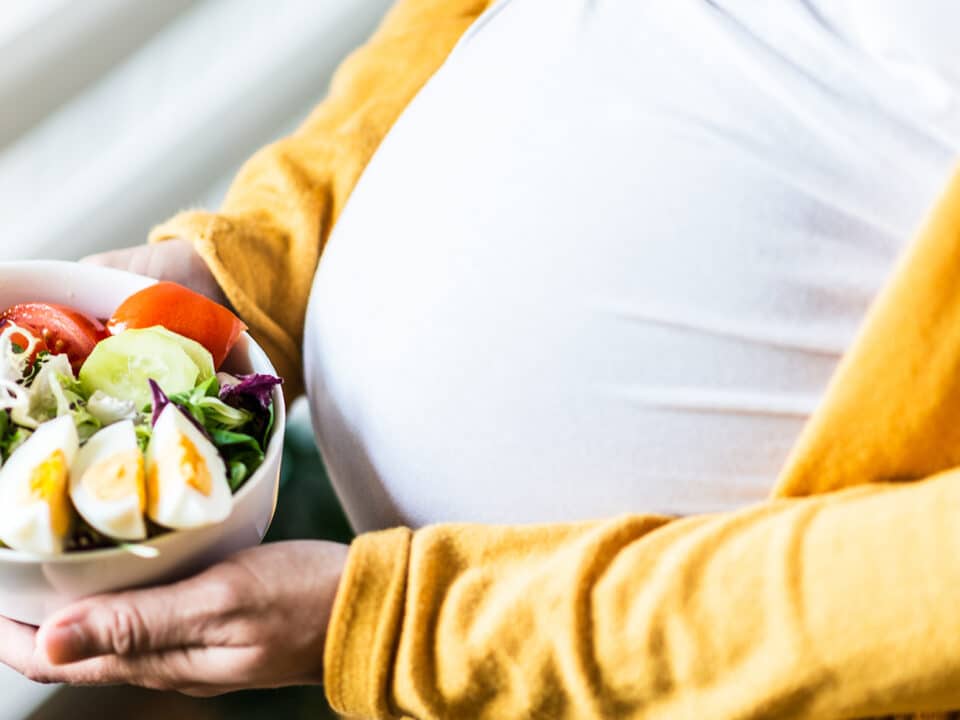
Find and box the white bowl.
[0,261,284,625]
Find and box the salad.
[0,282,281,555]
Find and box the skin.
[0,240,350,695]
[83,240,229,307]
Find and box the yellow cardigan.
[151,1,960,717]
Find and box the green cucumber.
[79,328,209,410]
[143,326,214,382]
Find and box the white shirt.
[304,0,960,533]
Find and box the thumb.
[79,247,141,271]
[37,567,237,665]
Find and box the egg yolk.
[83,450,146,512]
[28,449,71,537]
[178,433,212,497]
[146,463,160,518]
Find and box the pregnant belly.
[301,0,921,533]
[301,131,856,531]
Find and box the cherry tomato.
[108,282,247,369]
[0,303,106,372]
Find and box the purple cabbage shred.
[149,379,170,427]
[219,373,282,410]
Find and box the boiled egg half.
[69,420,146,541]
[0,415,78,554]
[146,404,231,529]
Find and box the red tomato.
[108,282,247,369]
[0,303,106,372]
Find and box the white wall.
[0,0,392,261]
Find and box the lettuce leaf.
[0,410,31,463]
[5,354,101,440]
[209,428,265,490]
[168,376,251,431]
[86,391,138,426]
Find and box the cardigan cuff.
[324,527,413,719]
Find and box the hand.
[82,239,227,305]
[0,541,348,696]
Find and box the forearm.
[326,471,960,719]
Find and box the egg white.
[0,415,79,554]
[69,420,147,541]
[146,404,232,529]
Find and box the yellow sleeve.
[148,0,495,397]
[325,472,960,719]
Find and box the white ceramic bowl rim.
[0,261,285,565]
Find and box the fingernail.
[43,623,92,665]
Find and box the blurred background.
[0,1,393,717]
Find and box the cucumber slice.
[79,328,202,410]
[143,326,214,382]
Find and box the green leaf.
[22,350,49,385]
[169,375,219,405]
[169,376,251,432]
[228,459,249,491]
[209,428,265,492]
[0,411,8,462]
[1,427,32,459]
[71,406,102,443]
[197,396,251,429]
[134,423,151,453]
[209,428,263,451]
[262,402,275,448]
[56,372,89,401]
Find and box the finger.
[38,565,242,664]
[147,241,227,303]
[181,686,234,698]
[0,618,38,674]
[22,646,256,691]
[80,247,144,274]
[78,250,117,266]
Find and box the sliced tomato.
[108,282,247,369]
[0,303,106,372]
